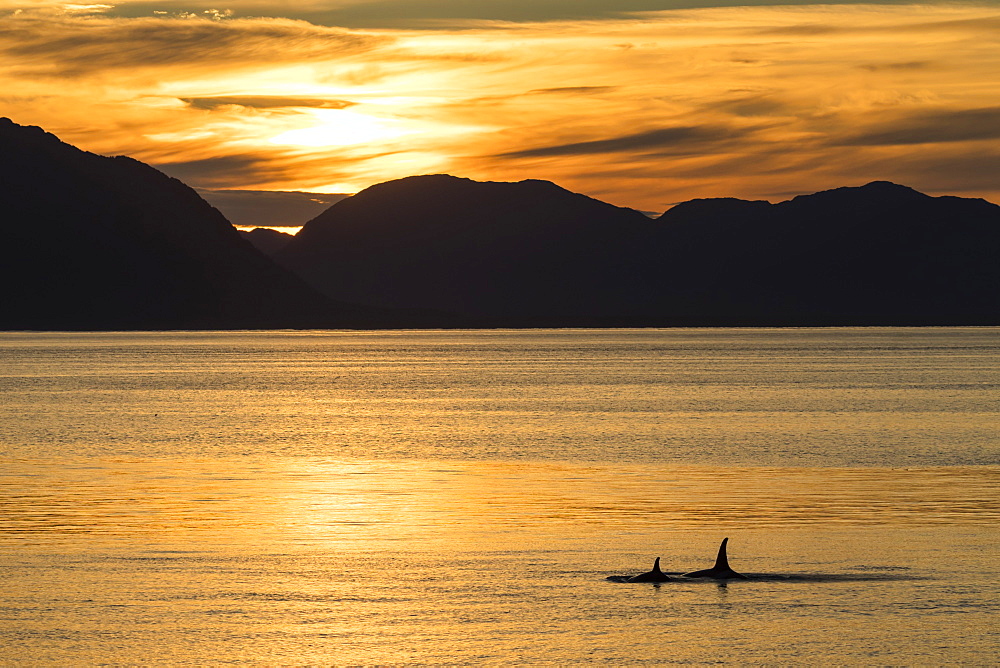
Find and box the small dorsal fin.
[626,556,672,582]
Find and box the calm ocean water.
[1,328,998,664]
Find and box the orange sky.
[2,1,999,210]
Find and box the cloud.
[748,11,1000,38]
[710,93,790,118]
[894,150,1000,194]
[858,61,932,72]
[753,22,843,36]
[148,142,416,191]
[904,15,1000,34]
[499,125,755,158]
[527,86,619,95]
[97,0,732,28]
[182,96,356,110]
[318,0,672,27]
[68,0,980,31]
[0,13,387,78]
[153,153,286,187]
[196,188,348,227]
[836,107,1000,146]
[61,3,114,14]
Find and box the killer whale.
[683,537,747,579]
[626,557,672,583]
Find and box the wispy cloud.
[0,13,386,78]
[94,0,747,28]
[500,125,756,157]
[857,60,932,72]
[182,97,356,110]
[528,86,619,96]
[835,107,1000,146]
[155,153,288,186]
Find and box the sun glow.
[269,109,410,147]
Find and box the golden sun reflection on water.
[2,459,996,550]
[2,330,997,664]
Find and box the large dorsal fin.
[682,537,747,579]
[713,537,730,570]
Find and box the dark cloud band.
[182,97,356,110]
[500,125,753,158]
[837,107,1000,146]
[0,15,386,77]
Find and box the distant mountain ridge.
[647,181,1000,324]
[276,175,1000,325]
[240,227,295,255]
[2,117,997,329]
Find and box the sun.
[269,109,410,147]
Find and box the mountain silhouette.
[240,227,295,256]
[0,118,368,329]
[278,176,999,325]
[276,174,657,322]
[3,117,997,329]
[647,181,1000,324]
